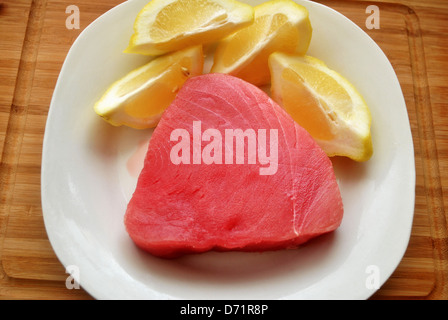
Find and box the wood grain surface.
[0,0,447,300]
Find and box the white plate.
[42,0,415,300]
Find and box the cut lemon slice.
[211,0,312,86]
[125,0,254,56]
[269,52,373,161]
[94,46,204,129]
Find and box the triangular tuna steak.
[125,73,343,258]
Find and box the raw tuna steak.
[124,73,343,258]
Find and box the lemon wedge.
[94,45,204,129]
[269,52,373,161]
[125,0,254,56]
[211,0,312,86]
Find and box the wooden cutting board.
[1,0,447,299]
